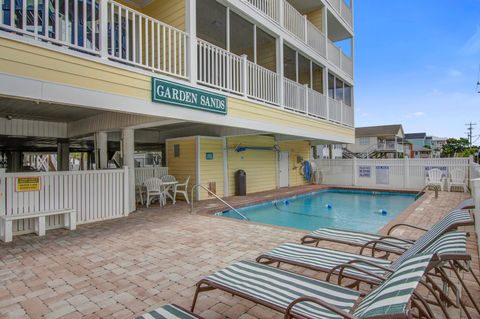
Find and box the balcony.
[0,0,353,128]
[327,39,353,78]
[326,0,353,28]
[198,40,353,127]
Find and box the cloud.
[460,26,480,55]
[404,111,425,118]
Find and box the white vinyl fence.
[314,158,474,190]
[134,166,168,185]
[0,167,129,235]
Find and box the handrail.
[189,184,249,220]
[415,185,429,200]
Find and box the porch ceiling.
[0,96,107,123]
[286,0,323,14]
[327,10,351,41]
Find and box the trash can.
[235,169,246,196]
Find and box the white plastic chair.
[447,169,468,193]
[144,178,166,207]
[161,175,177,203]
[173,176,190,204]
[425,168,444,191]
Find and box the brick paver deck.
[0,188,477,319]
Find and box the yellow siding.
[0,38,354,142]
[199,137,224,200]
[227,136,277,194]
[142,0,185,31]
[278,141,311,187]
[307,8,323,32]
[166,137,197,200]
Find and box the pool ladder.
[189,184,249,220]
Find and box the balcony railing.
[327,0,353,28]
[197,40,352,126]
[0,0,189,79]
[327,40,353,77]
[242,0,329,65]
[0,0,353,127]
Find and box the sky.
[353,0,480,140]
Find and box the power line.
[465,122,477,146]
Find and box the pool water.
[217,189,416,232]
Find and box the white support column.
[95,131,108,169]
[352,157,357,186]
[185,0,197,84]
[304,84,309,114]
[241,54,248,97]
[100,0,109,58]
[122,128,135,212]
[303,14,308,42]
[277,0,284,27]
[277,36,285,107]
[223,137,229,197]
[323,6,328,59]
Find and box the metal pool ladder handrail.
[190,184,249,221]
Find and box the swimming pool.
[216,189,416,232]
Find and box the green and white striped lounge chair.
[258,231,479,317]
[300,210,473,255]
[192,254,438,319]
[136,304,201,319]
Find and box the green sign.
[152,78,227,114]
[205,152,214,160]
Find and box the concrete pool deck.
[0,187,478,318]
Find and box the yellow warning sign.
[15,177,41,192]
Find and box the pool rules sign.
[152,78,227,114]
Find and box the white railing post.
[123,166,129,216]
[304,84,309,114]
[241,54,248,97]
[404,156,409,188]
[340,101,344,124]
[185,0,196,83]
[303,14,308,43]
[100,0,109,58]
[277,0,284,26]
[0,168,5,217]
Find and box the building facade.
[0,0,355,209]
[346,124,406,158]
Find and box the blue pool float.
[325,204,332,209]
[378,209,388,215]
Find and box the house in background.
[431,136,448,158]
[315,144,344,159]
[346,124,406,158]
[405,133,433,158]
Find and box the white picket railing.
[197,39,244,95]
[134,166,168,185]
[315,158,473,190]
[283,78,307,113]
[328,97,342,123]
[308,89,327,119]
[246,61,279,105]
[306,20,326,58]
[243,0,279,22]
[328,40,353,77]
[0,168,129,234]
[0,0,101,54]
[107,0,188,79]
[342,103,354,126]
[340,0,353,27]
[283,0,305,40]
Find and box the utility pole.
[465,122,476,146]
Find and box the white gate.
[0,167,129,235]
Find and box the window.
[256,28,276,72]
[297,54,310,86]
[229,11,254,60]
[283,45,296,81]
[328,73,335,98]
[344,84,352,106]
[197,0,227,49]
[312,63,323,93]
[359,137,370,145]
[335,78,344,101]
[174,144,180,157]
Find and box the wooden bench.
[0,209,76,243]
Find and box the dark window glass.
[335,78,343,101]
[256,28,276,72]
[328,73,335,98]
[344,84,352,106]
[312,63,323,93]
[283,45,296,81]
[196,0,227,49]
[229,11,254,61]
[174,144,180,157]
[298,54,310,86]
